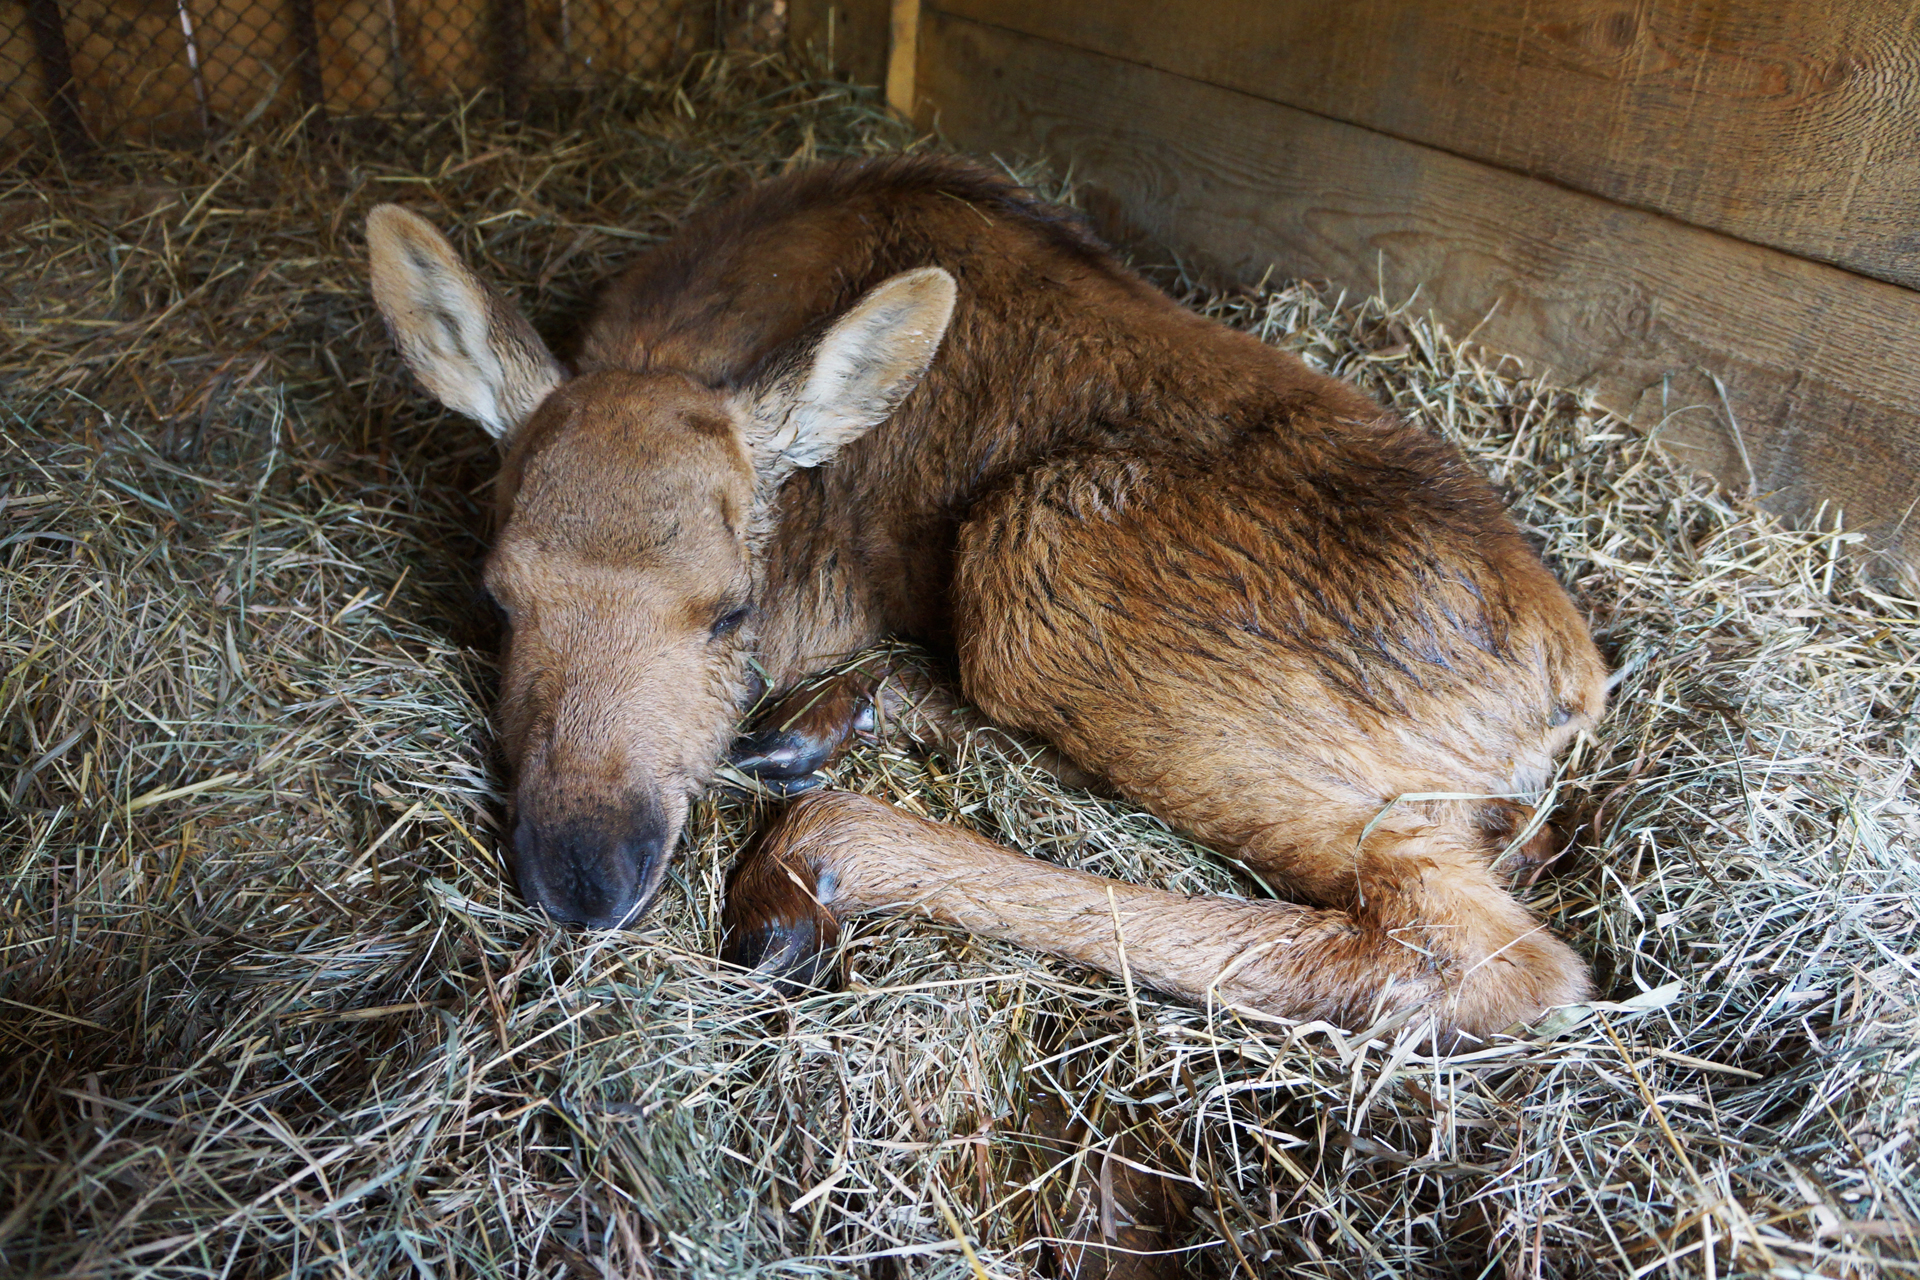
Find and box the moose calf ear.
[366,204,565,441]
[739,267,957,480]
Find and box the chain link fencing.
[0,0,783,158]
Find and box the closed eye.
[710,604,750,640]
[477,584,510,627]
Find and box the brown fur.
[366,156,1608,1043]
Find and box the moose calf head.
[366,205,956,929]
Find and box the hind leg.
[724,446,1602,1040]
[946,450,1598,1026]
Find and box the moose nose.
[511,805,672,930]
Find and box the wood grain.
[918,12,1920,573]
[932,0,1920,293]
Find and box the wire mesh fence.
[0,0,781,158]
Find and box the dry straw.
[3,51,1916,1279]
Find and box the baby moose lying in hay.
[366,155,1607,1044]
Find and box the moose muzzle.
[510,796,675,930]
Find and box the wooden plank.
[884,0,916,117]
[931,0,1920,293]
[918,12,1920,574]
[289,0,328,122]
[4,0,62,154]
[528,0,609,81]
[497,0,528,114]
[788,0,890,85]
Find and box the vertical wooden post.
[494,0,527,116]
[884,0,918,121]
[287,0,329,137]
[25,0,88,157]
[380,0,410,101]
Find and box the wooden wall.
[801,0,1920,578]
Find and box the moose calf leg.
[724,791,1435,1022]
[723,791,1588,1042]
[729,659,1101,793]
[728,666,885,794]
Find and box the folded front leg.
[728,654,1101,794]
[728,665,883,796]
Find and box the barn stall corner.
[0,0,1916,1276]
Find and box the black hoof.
[715,767,826,799]
[729,724,837,782]
[759,771,828,798]
[721,914,841,996]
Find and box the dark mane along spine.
[813,154,1115,261]
[695,152,1119,277]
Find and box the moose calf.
[367,156,1606,1045]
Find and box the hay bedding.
[1,52,1916,1278]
